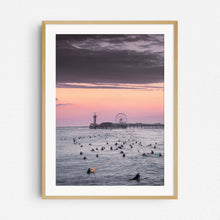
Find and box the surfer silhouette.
[129,173,140,181]
[87,167,97,174]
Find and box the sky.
[56,34,164,127]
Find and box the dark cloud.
[56,82,163,91]
[56,34,164,86]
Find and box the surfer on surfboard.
[129,173,140,181]
[87,166,97,174]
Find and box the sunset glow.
[56,84,164,126]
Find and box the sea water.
[56,127,164,186]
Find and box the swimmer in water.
[129,173,140,181]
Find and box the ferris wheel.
[115,113,127,124]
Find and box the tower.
[93,112,97,125]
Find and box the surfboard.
[91,166,97,173]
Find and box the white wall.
[0,0,220,219]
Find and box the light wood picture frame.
[42,21,178,199]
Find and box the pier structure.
[89,112,164,129]
[126,123,164,129]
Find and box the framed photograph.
[42,21,178,199]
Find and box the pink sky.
[56,83,164,127]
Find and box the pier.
[126,123,164,129]
[89,113,164,129]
